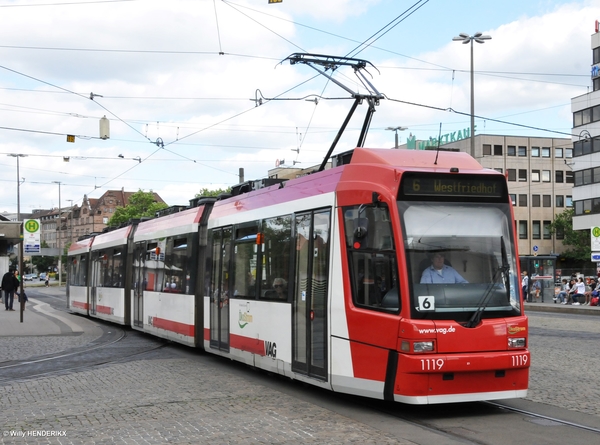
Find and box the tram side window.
[164,237,190,294]
[144,242,165,292]
[261,216,292,301]
[94,248,124,288]
[343,204,399,312]
[232,225,258,298]
[69,255,87,286]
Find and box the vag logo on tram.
[265,341,276,358]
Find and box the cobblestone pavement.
[525,312,600,417]
[0,291,598,444]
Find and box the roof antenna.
[434,123,442,165]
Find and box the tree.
[549,208,591,262]
[31,241,56,274]
[108,190,168,226]
[196,187,231,198]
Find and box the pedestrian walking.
[1,268,19,311]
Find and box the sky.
[0,0,598,214]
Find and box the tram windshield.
[399,201,521,320]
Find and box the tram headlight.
[412,341,434,353]
[508,337,526,348]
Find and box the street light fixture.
[52,181,62,286]
[452,32,491,157]
[385,126,408,148]
[8,154,27,321]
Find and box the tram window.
[261,216,292,301]
[343,204,399,312]
[232,225,258,299]
[164,238,189,294]
[143,242,165,292]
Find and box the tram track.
[485,400,600,434]
[0,324,168,384]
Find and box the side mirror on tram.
[353,218,369,249]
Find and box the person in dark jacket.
[1,268,19,311]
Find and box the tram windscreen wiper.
[466,237,510,328]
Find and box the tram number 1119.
[421,359,444,371]
[511,354,528,367]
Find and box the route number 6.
[418,296,435,311]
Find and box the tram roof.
[350,148,483,171]
[134,205,207,242]
[68,236,93,255]
[91,225,133,251]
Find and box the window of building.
[556,226,564,240]
[566,171,574,183]
[493,168,503,173]
[518,146,527,157]
[518,169,527,182]
[542,147,550,158]
[507,145,516,156]
[509,194,516,206]
[543,221,552,240]
[583,108,592,125]
[531,146,540,157]
[594,137,600,153]
[574,110,583,127]
[543,195,551,207]
[494,144,503,156]
[532,221,541,239]
[519,221,528,239]
[594,198,600,214]
[595,167,600,183]
[532,195,540,207]
[566,148,573,158]
[566,195,573,207]
[555,147,563,158]
[519,194,527,207]
[507,169,516,181]
[584,169,593,185]
[482,144,491,156]
[542,170,551,182]
[531,170,540,182]
[555,170,564,183]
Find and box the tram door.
[89,252,101,316]
[210,227,231,351]
[292,210,330,380]
[132,244,145,327]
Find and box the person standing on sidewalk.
[1,268,19,311]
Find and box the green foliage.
[196,187,231,198]
[108,190,168,226]
[31,241,56,273]
[549,208,591,262]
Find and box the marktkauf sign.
[24,219,41,254]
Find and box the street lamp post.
[52,181,62,286]
[452,32,491,157]
[385,126,408,148]
[8,154,27,322]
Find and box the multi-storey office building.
[571,25,600,233]
[417,135,574,259]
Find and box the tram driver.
[420,252,468,284]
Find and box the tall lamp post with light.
[8,154,27,321]
[386,126,407,148]
[452,32,491,157]
[52,181,62,286]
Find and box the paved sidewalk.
[523,299,600,315]
[0,288,103,363]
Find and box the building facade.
[571,26,600,233]
[439,134,573,258]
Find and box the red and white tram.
[68,147,529,404]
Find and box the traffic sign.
[592,253,600,261]
[533,245,538,252]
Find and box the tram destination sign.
[403,176,504,198]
